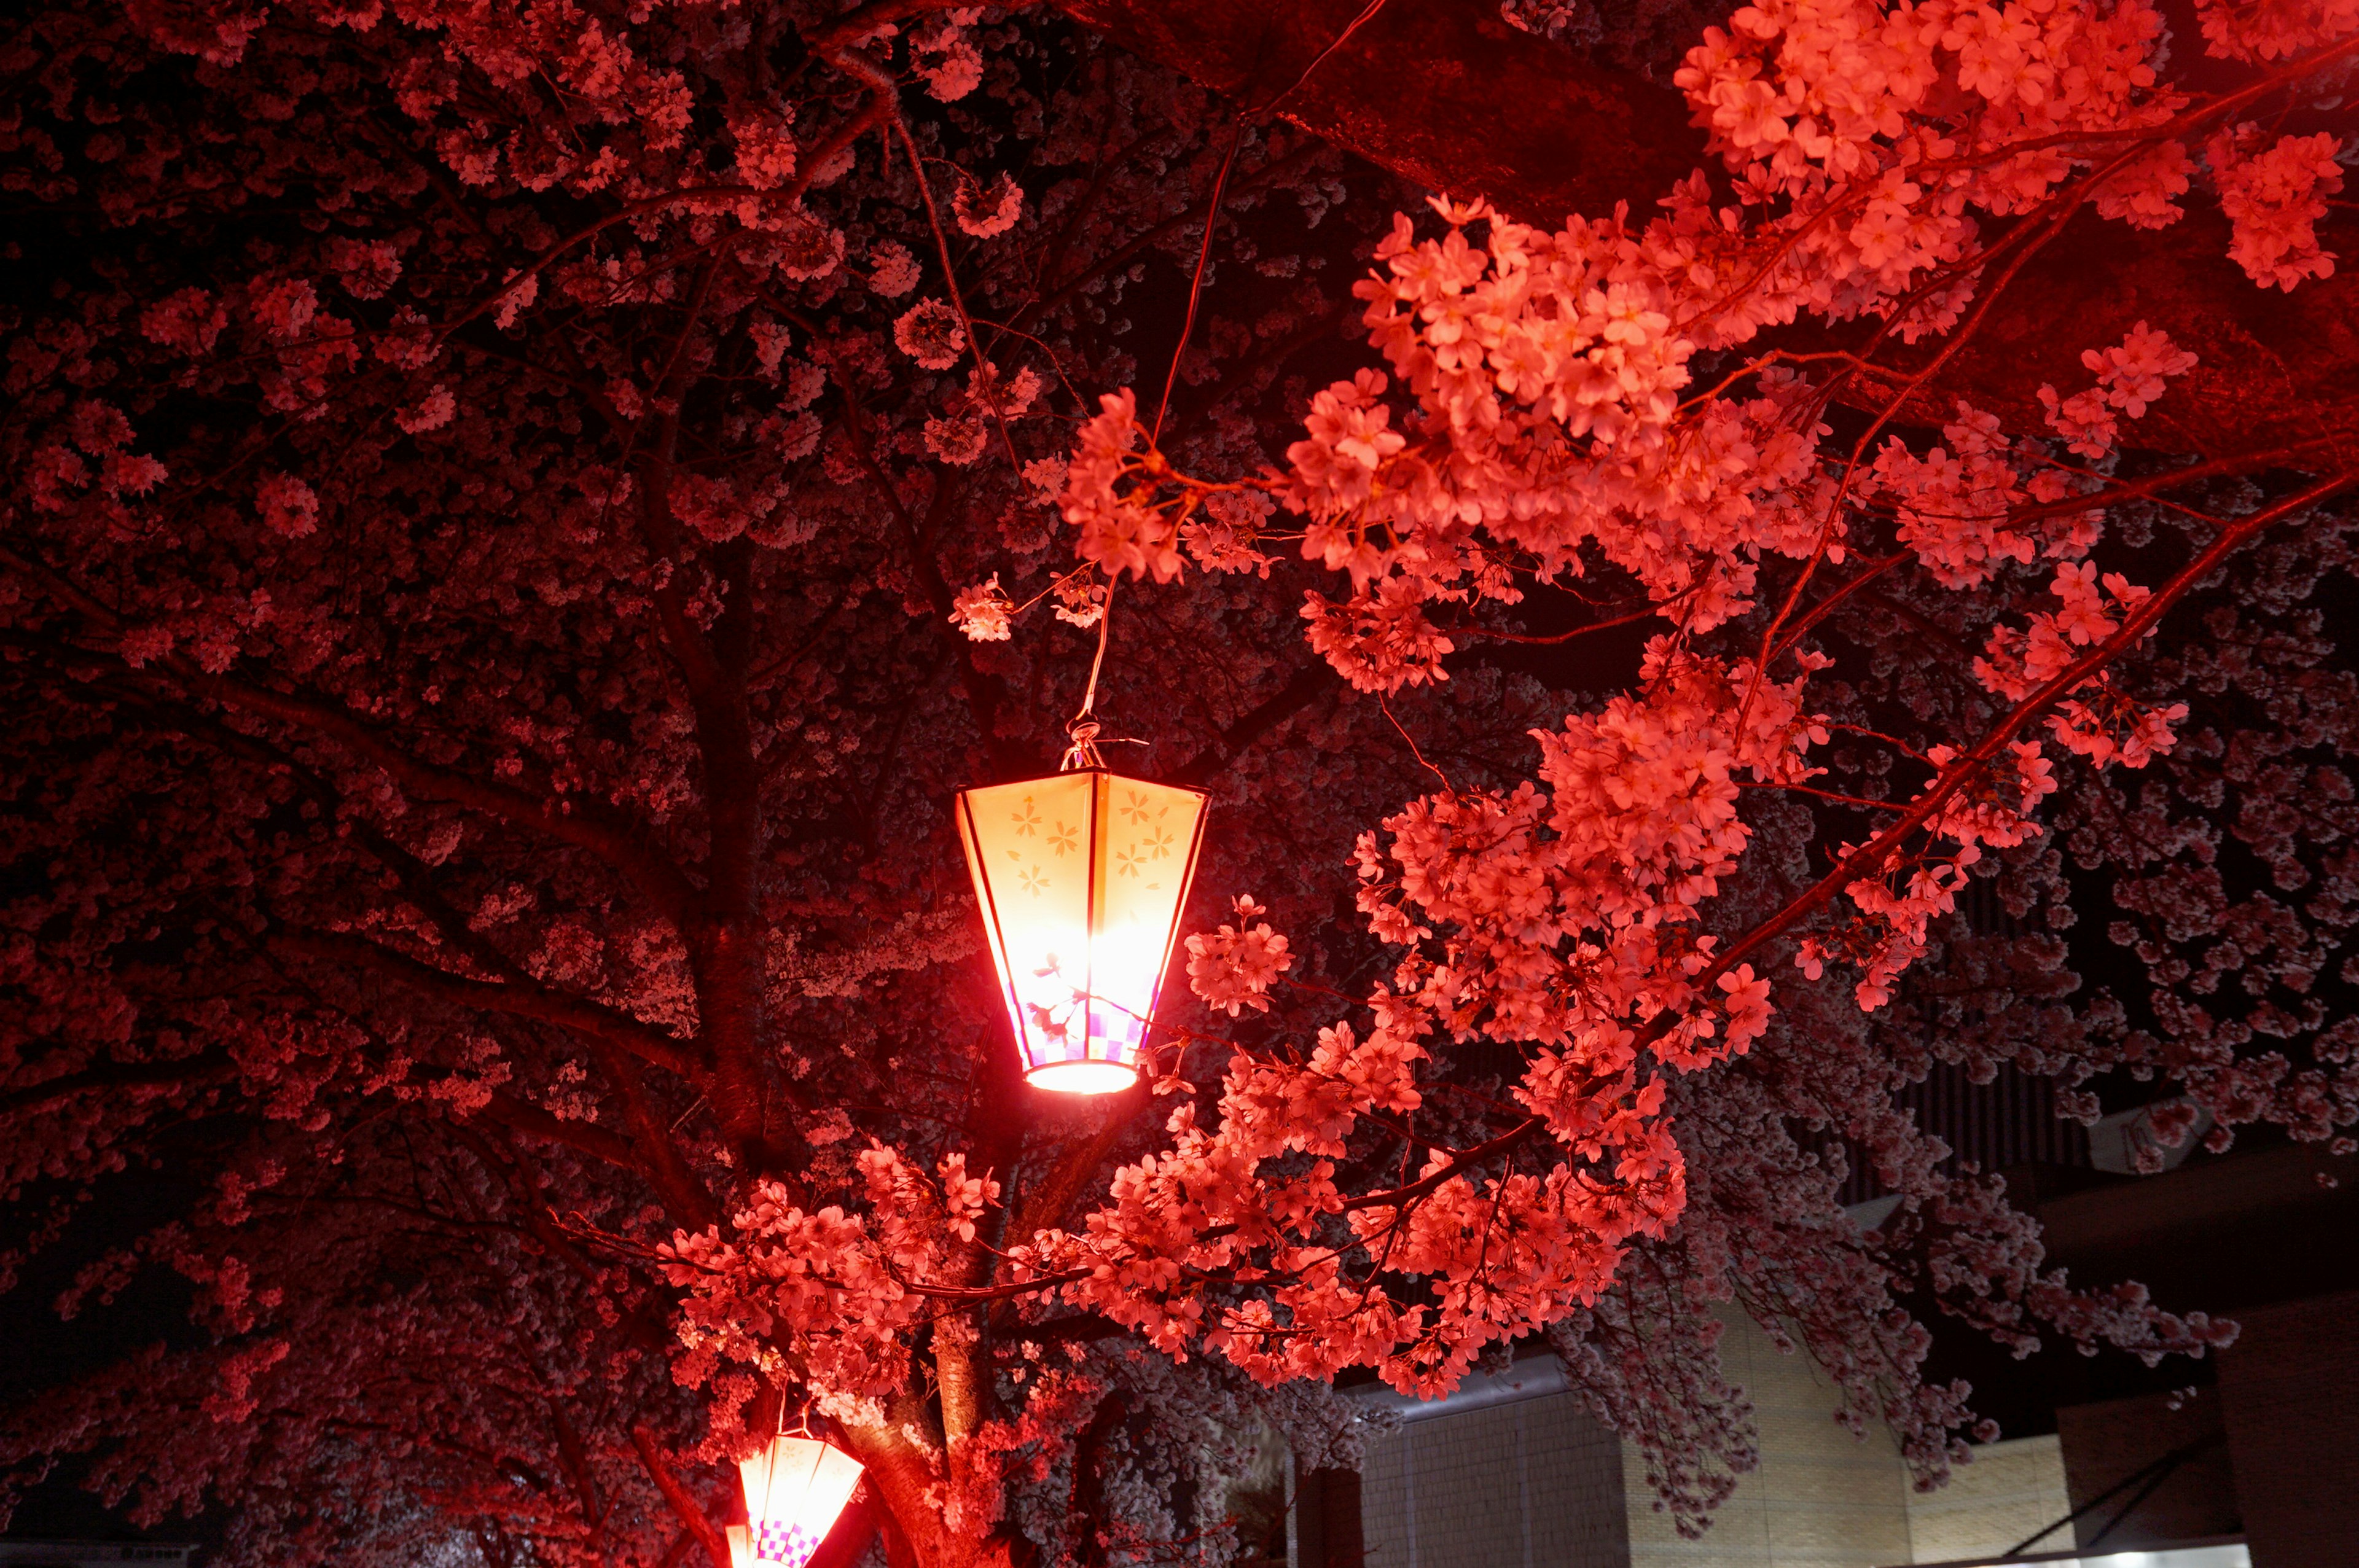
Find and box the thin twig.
[827,48,1024,477]
[1151,115,1247,445]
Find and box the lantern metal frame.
[955,766,1210,1093]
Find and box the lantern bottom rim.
[1025,1059,1141,1095]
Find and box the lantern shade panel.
[738,1436,864,1568]
[955,769,1209,1093]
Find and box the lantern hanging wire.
[1060,571,1143,772]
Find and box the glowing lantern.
[736,1435,864,1568]
[955,767,1209,1093]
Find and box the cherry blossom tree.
[2,0,2355,1565]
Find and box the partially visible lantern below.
[734,1435,864,1568]
[956,768,1210,1093]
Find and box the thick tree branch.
[196,683,687,916]
[472,1090,644,1170]
[1173,661,1339,785]
[0,543,700,919]
[0,1054,234,1118]
[272,929,701,1078]
[582,1039,724,1228]
[636,429,780,1162]
[630,1425,734,1568]
[837,1394,967,1568]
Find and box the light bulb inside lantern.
[956,769,1208,1093]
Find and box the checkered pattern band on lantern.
[754,1519,826,1568]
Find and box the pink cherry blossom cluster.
[1058,391,1188,585]
[1183,896,1296,1016]
[1675,0,2185,311]
[1975,562,2190,767]
[913,17,987,103]
[1673,0,2352,326]
[895,299,968,372]
[2193,0,2359,61]
[949,575,1017,642]
[661,1149,1002,1410]
[1009,1004,1685,1398]
[953,172,1026,240]
[960,644,1828,1397]
[2207,126,2348,291]
[1363,641,1823,1061]
[1021,163,2229,1428]
[2038,321,2201,458]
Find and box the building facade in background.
[1289,1136,2358,1568]
[1305,1314,2089,1568]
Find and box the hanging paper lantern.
[737,1435,864,1568]
[955,767,1210,1093]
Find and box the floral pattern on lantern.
[737,1435,864,1568]
[955,768,1209,1093]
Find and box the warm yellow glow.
[738,1436,864,1568]
[955,769,1209,1094]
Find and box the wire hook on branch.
[1060,574,1146,769]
